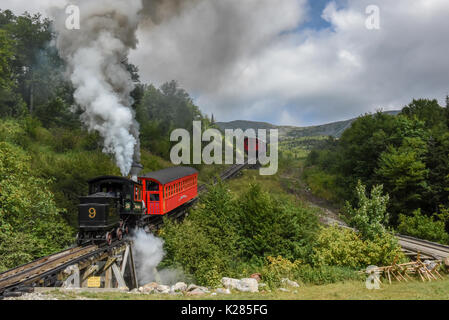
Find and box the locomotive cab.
[77,176,143,245]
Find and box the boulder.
[187,287,209,296]
[140,282,159,293]
[172,282,188,292]
[424,260,438,271]
[237,278,259,293]
[222,277,259,293]
[215,288,231,295]
[222,277,241,289]
[187,284,198,291]
[279,288,289,292]
[281,278,300,288]
[187,284,209,293]
[156,285,171,294]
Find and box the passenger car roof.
[140,167,198,185]
[88,176,141,185]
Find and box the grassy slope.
[45,278,449,300]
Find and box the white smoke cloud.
[52,0,142,175]
[131,229,165,285]
[131,229,184,285]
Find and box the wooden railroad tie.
[361,252,445,285]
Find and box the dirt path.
[280,166,348,227]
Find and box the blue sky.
[301,0,333,30]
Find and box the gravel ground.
[3,291,96,300]
[4,292,59,300]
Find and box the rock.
[237,278,259,293]
[222,277,259,293]
[424,260,438,271]
[281,278,300,288]
[222,277,241,289]
[140,282,159,293]
[215,288,231,295]
[156,285,171,294]
[250,273,262,282]
[187,288,208,296]
[172,282,188,292]
[186,284,210,293]
[279,288,289,292]
[187,284,199,291]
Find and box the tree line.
[305,98,449,243]
[0,9,212,154]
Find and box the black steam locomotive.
[77,176,144,245]
[77,166,199,246]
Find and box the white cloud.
[3,0,449,126]
[130,0,449,125]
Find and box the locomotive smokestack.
[130,162,143,182]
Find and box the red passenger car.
[139,167,198,215]
[244,137,266,155]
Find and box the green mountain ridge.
[216,110,400,139]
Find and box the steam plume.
[132,229,164,284]
[132,229,185,285]
[52,0,201,175]
[54,0,143,175]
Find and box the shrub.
[294,264,362,285]
[302,167,338,202]
[260,256,362,288]
[260,256,302,288]
[0,142,74,269]
[160,182,320,286]
[235,184,318,263]
[311,226,404,269]
[160,182,240,287]
[343,181,390,240]
[398,209,449,244]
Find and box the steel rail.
[396,234,449,260]
[0,240,130,297]
[0,245,87,280]
[0,245,98,291]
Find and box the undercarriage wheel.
[106,232,112,246]
[116,228,123,241]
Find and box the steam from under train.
[52,0,199,176]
